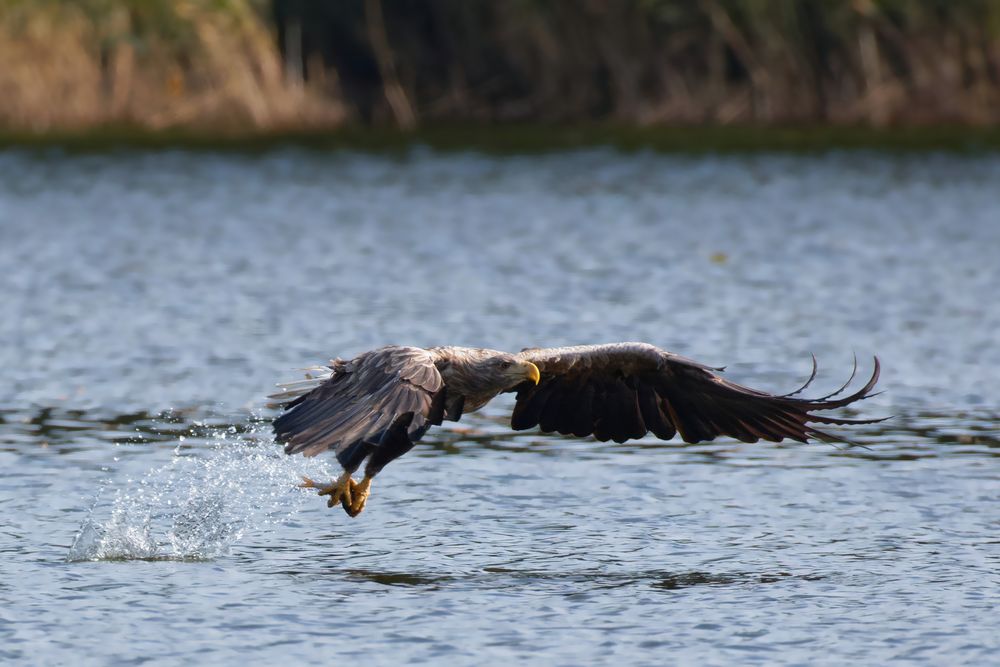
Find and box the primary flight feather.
[269,343,882,516]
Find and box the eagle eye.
[500,360,512,369]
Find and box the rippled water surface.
[1,149,998,665]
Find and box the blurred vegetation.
[1,0,999,137]
[0,0,344,131]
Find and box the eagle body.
[429,346,530,415]
[270,343,881,516]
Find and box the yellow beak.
[524,361,541,385]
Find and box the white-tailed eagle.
[270,343,881,516]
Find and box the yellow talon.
[344,476,372,517]
[299,471,353,509]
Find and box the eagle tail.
[265,365,335,410]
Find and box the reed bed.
[1,0,999,133]
[0,0,344,132]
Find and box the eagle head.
[485,353,541,390]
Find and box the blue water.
[0,148,997,665]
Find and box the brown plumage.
[270,342,882,516]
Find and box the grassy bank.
[0,0,343,132]
[3,124,1000,155]
[2,1,1000,133]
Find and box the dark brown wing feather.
[512,343,882,445]
[272,346,444,457]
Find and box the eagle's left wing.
[511,343,881,445]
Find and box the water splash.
[67,421,331,562]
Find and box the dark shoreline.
[3,124,1000,155]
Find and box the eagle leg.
[299,470,354,509]
[343,476,372,517]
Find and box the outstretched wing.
[270,346,445,457]
[511,342,881,445]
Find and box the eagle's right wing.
[270,346,445,457]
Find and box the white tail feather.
[266,366,334,409]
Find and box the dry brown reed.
[0,0,345,132]
[1,1,999,133]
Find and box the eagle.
[269,343,881,517]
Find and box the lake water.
[0,148,997,665]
